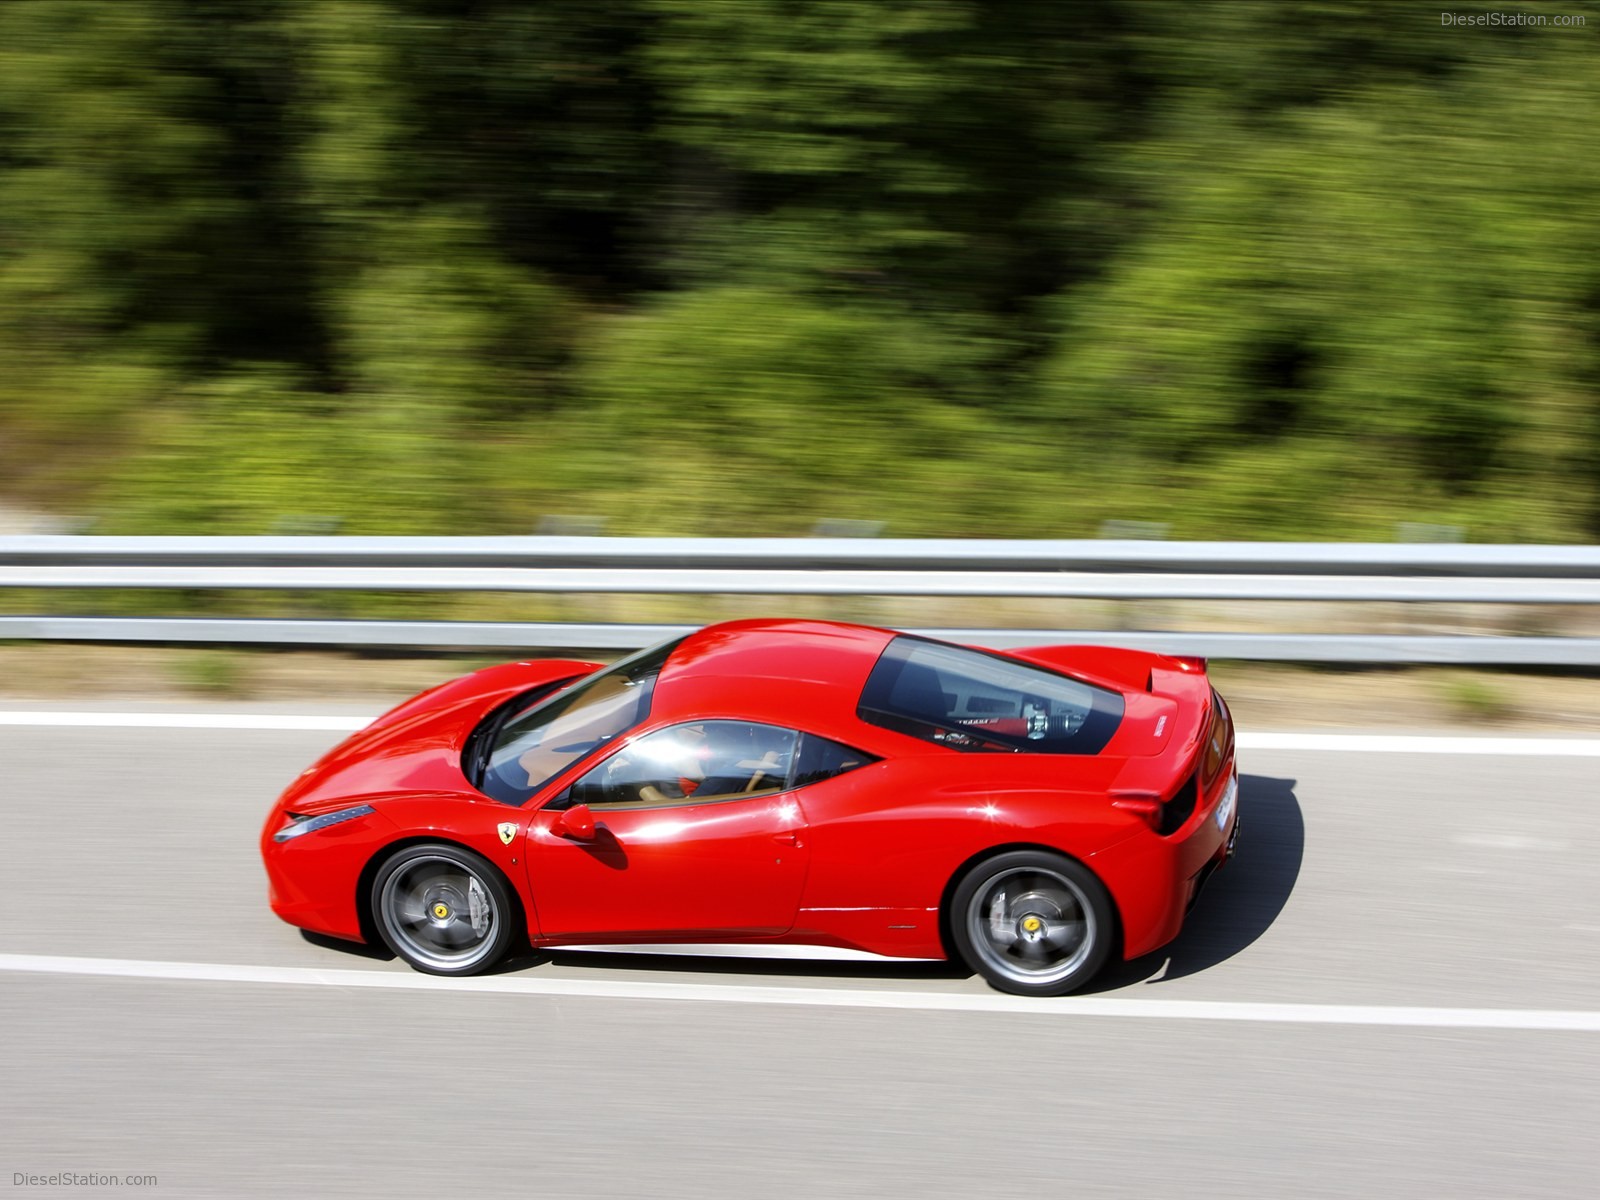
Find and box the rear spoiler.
[1148,655,1206,690]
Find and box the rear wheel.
[950,850,1114,997]
[372,844,517,976]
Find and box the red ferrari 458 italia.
[261,619,1239,996]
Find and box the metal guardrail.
[3,536,1598,663]
[7,534,1600,575]
[2,616,1597,665]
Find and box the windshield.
[477,636,685,805]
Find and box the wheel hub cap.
[380,856,499,971]
[969,868,1098,986]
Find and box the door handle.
[772,831,802,848]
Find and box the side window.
[792,733,877,788]
[569,721,798,810]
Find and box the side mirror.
[550,803,596,841]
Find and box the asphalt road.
[2,711,1597,1198]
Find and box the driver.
[653,724,711,799]
[605,724,712,804]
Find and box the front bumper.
[260,805,397,942]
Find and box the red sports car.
[261,619,1239,996]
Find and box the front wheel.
[372,843,518,976]
[950,850,1114,997]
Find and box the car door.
[522,720,811,940]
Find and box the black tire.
[949,849,1115,997]
[371,843,518,976]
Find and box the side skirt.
[546,943,944,963]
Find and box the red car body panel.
[261,620,1238,964]
[525,793,810,940]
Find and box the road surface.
[1,705,1596,1198]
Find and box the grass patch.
[175,650,253,698]
[1439,673,1514,722]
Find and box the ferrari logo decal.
[498,822,517,845]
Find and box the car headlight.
[273,804,376,843]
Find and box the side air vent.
[1159,768,1198,836]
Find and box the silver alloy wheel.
[378,853,500,972]
[964,865,1097,987]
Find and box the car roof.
[649,619,896,734]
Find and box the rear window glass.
[858,637,1124,755]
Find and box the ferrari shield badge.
[497,822,517,845]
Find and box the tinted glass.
[858,637,1124,754]
[478,636,684,804]
[792,732,876,788]
[566,721,798,810]
[1203,688,1231,783]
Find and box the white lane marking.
[1454,833,1568,851]
[0,712,369,731]
[3,711,1600,756]
[3,713,1600,761]
[1,953,1597,1031]
[1237,732,1600,757]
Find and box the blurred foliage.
[1439,672,1515,722]
[1,0,1598,540]
[175,648,253,698]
